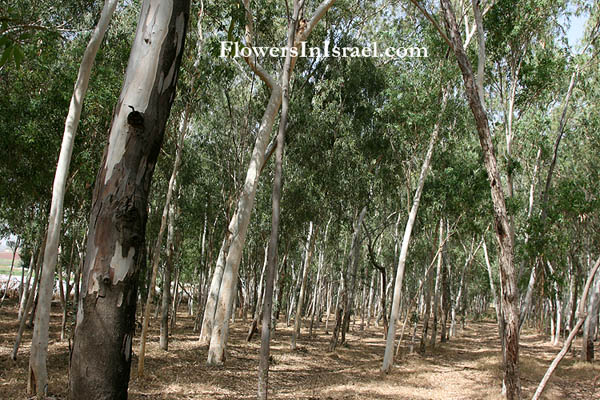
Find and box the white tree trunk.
[28,1,118,396]
[532,256,600,400]
[206,0,337,365]
[199,236,231,343]
[206,88,282,365]
[291,222,315,350]
[382,88,447,373]
[138,106,187,377]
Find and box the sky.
[564,3,590,50]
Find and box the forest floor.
[1,299,598,399]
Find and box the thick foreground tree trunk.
[69,1,189,398]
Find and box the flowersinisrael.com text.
[220,41,428,59]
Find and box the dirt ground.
[1,299,598,399]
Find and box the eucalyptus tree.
[29,1,118,396]
[438,0,522,396]
[69,0,190,397]
[206,0,337,365]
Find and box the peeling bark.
[440,1,521,397]
[69,1,189,397]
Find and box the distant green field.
[0,265,25,275]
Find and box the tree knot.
[127,105,145,128]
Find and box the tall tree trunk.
[440,227,451,343]
[310,247,325,336]
[18,249,36,320]
[582,265,600,361]
[28,2,119,396]
[199,236,231,343]
[532,256,600,400]
[207,0,336,365]
[138,98,187,376]
[341,206,367,345]
[12,232,45,360]
[566,255,578,333]
[247,245,267,342]
[257,6,298,394]
[206,85,282,364]
[430,219,444,346]
[69,1,189,397]
[440,2,521,397]
[381,88,447,372]
[291,222,316,350]
[160,198,177,350]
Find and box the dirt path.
[1,301,598,399]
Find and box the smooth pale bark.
[12,234,45,360]
[519,260,538,331]
[207,0,336,365]
[69,1,189,396]
[160,198,177,350]
[310,248,324,335]
[483,238,506,368]
[170,249,181,330]
[520,69,579,329]
[582,266,600,361]
[28,2,118,396]
[247,245,267,341]
[546,261,562,345]
[291,222,316,350]
[257,6,298,394]
[440,2,521,397]
[381,89,447,373]
[18,251,35,320]
[139,105,187,376]
[341,206,367,345]
[566,256,578,333]
[199,236,231,343]
[532,256,600,400]
[397,227,450,356]
[324,280,333,332]
[440,226,451,342]
[206,87,282,365]
[430,219,444,346]
[451,238,482,337]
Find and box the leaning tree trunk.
[206,86,282,364]
[532,256,600,400]
[381,87,447,373]
[206,0,336,365]
[257,5,298,394]
[28,1,118,397]
[69,1,189,398]
[440,1,521,397]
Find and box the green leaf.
[0,45,13,67]
[13,45,24,67]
